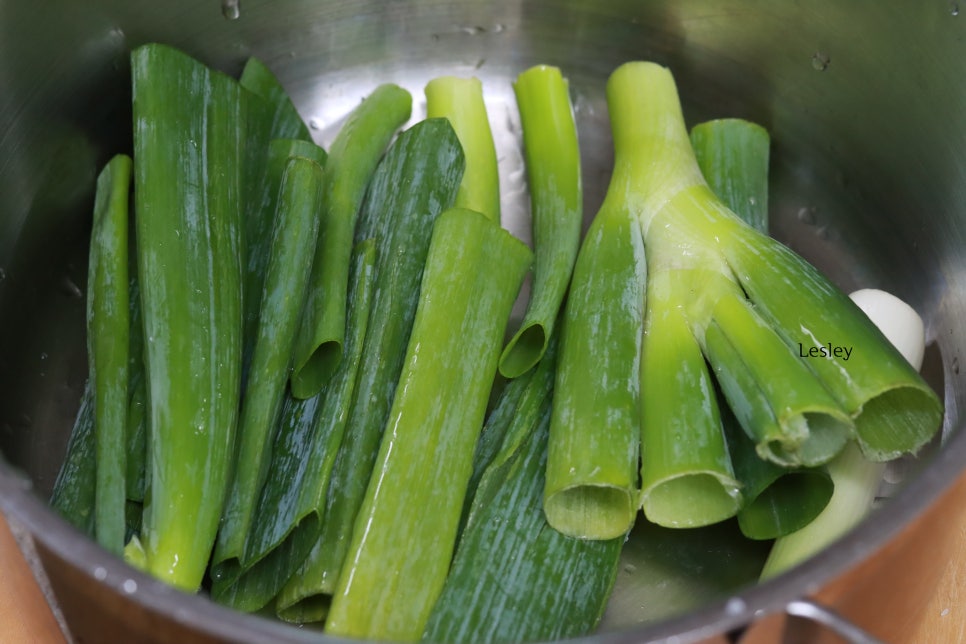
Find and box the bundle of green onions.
[49,44,943,644]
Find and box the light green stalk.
[290,84,412,398]
[607,64,941,526]
[87,154,132,556]
[425,76,500,221]
[499,65,583,378]
[324,208,531,642]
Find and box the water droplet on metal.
[309,117,322,130]
[796,206,817,225]
[952,355,960,374]
[221,0,240,20]
[40,352,48,361]
[725,597,747,615]
[0,267,7,282]
[811,52,831,71]
[94,566,108,581]
[952,2,960,16]
[493,23,506,33]
[459,25,486,35]
[60,275,83,298]
[122,579,138,594]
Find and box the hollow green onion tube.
[425,76,500,221]
[278,118,465,616]
[131,43,245,591]
[290,84,412,398]
[541,78,648,541]
[324,207,531,642]
[691,118,770,235]
[239,135,325,381]
[499,65,583,378]
[761,288,927,578]
[723,408,833,540]
[211,154,326,585]
[124,275,147,505]
[423,340,623,644]
[236,64,314,381]
[691,117,836,538]
[87,153,132,556]
[639,293,743,528]
[608,61,941,470]
[214,241,375,613]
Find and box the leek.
[761,288,928,578]
[277,118,465,618]
[607,62,941,532]
[542,78,648,539]
[132,43,245,591]
[693,117,835,539]
[324,208,531,642]
[499,65,583,378]
[214,241,375,612]
[425,76,500,221]
[424,339,623,644]
[86,153,131,555]
[212,152,326,587]
[290,83,412,398]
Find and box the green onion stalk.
[498,65,583,378]
[691,118,835,540]
[603,62,941,530]
[761,288,930,577]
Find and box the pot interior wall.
[1,0,964,641]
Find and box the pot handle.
[783,599,887,644]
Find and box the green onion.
[211,153,326,587]
[324,207,531,642]
[277,118,465,618]
[87,153,132,556]
[607,63,940,530]
[131,43,245,591]
[425,76,500,221]
[124,275,147,505]
[290,84,412,398]
[499,65,583,379]
[761,288,928,578]
[214,241,375,613]
[692,118,835,539]
[424,339,623,644]
[691,118,770,235]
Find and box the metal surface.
[1,0,965,642]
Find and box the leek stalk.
[606,62,941,533]
[212,153,326,586]
[87,153,132,555]
[425,76,500,221]
[131,43,245,591]
[279,118,465,616]
[290,84,412,398]
[424,340,623,643]
[215,241,375,612]
[499,65,583,378]
[761,288,928,577]
[325,207,531,642]
[692,117,835,539]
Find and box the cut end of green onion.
[737,468,834,540]
[641,473,742,529]
[757,410,851,468]
[499,321,549,379]
[853,385,944,461]
[543,484,637,540]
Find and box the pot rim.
[1,403,962,643]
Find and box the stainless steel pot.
[1,1,964,642]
